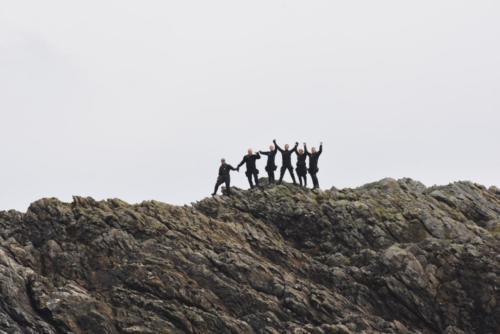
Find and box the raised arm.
[291,142,299,153]
[256,152,261,159]
[304,143,310,156]
[318,142,323,155]
[273,139,284,152]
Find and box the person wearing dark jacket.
[305,142,323,189]
[295,144,308,187]
[273,139,298,185]
[212,158,238,196]
[259,144,278,184]
[238,149,261,188]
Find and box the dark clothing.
[274,141,298,184]
[246,171,259,188]
[305,144,322,173]
[213,177,230,195]
[310,172,319,189]
[296,152,308,176]
[238,153,261,188]
[274,141,298,167]
[298,173,307,187]
[213,163,237,195]
[218,163,237,178]
[260,150,278,184]
[238,153,261,172]
[260,150,277,169]
[305,144,323,189]
[279,166,296,184]
[265,166,276,184]
[296,152,308,187]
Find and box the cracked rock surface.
[0,178,499,333]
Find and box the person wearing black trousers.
[259,144,278,184]
[238,149,261,188]
[212,158,238,196]
[295,144,308,187]
[305,142,323,189]
[273,139,298,185]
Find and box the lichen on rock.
[0,178,499,333]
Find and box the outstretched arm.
[259,150,270,156]
[291,142,299,153]
[256,152,261,159]
[228,164,237,171]
[237,157,246,169]
[273,139,284,152]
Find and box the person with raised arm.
[237,149,261,189]
[259,144,278,184]
[305,142,323,189]
[212,158,238,196]
[273,139,298,185]
[295,144,308,187]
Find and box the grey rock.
[0,178,499,333]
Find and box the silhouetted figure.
[212,159,238,196]
[305,142,323,189]
[238,149,261,188]
[296,145,308,187]
[259,145,278,184]
[274,139,298,185]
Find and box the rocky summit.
[0,179,499,334]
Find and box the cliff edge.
[0,179,499,333]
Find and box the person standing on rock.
[259,144,278,184]
[305,142,323,189]
[273,139,298,185]
[212,159,238,196]
[295,144,308,187]
[238,149,261,189]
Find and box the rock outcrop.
[0,178,499,334]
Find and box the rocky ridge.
[0,178,499,333]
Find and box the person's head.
[298,149,304,154]
[247,148,253,155]
[269,145,275,151]
[221,158,226,164]
[311,147,317,153]
[284,144,290,150]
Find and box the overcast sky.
[1,1,499,211]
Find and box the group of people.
[212,139,323,196]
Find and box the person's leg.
[297,170,303,186]
[247,173,254,188]
[311,172,319,188]
[304,173,308,187]
[212,178,223,195]
[267,167,274,184]
[224,178,231,195]
[278,167,286,184]
[253,172,259,186]
[288,166,297,184]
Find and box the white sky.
[1,1,499,211]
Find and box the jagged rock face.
[0,179,499,334]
